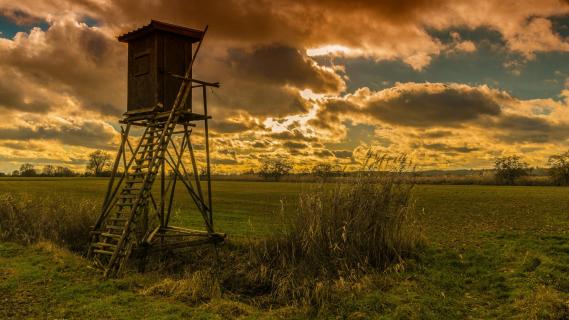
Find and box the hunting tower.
[88,20,223,277]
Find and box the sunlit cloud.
[306,44,363,57]
[0,0,568,173]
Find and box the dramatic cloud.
[0,0,568,172]
[0,16,125,115]
[317,83,510,128]
[227,44,344,93]
[5,0,568,68]
[0,115,118,149]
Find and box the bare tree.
[19,163,37,177]
[42,164,56,176]
[548,150,569,185]
[311,163,340,181]
[86,150,111,177]
[494,155,529,185]
[258,159,293,181]
[55,166,76,177]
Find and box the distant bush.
[258,159,293,181]
[19,163,37,177]
[547,151,569,186]
[311,163,342,182]
[0,193,97,252]
[494,156,530,185]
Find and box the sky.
[0,0,568,173]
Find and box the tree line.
[494,151,569,185]
[257,151,569,186]
[4,150,113,177]
[5,149,569,185]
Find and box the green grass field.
[1,178,569,318]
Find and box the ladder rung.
[92,242,117,248]
[108,217,128,222]
[106,225,124,230]
[117,202,133,206]
[93,249,114,255]
[141,143,160,147]
[100,232,121,239]
[119,194,137,199]
[120,190,138,195]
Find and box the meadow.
[1,178,569,318]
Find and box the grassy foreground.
[1,179,569,318]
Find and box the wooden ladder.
[89,27,208,277]
[90,120,175,277]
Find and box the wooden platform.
[119,107,211,126]
[137,226,226,254]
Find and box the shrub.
[19,163,37,177]
[258,159,293,181]
[311,163,342,182]
[494,156,530,185]
[0,193,97,252]
[547,150,569,185]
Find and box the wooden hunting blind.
[88,20,223,278]
[118,20,204,112]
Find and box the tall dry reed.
[0,193,97,252]
[247,153,423,306]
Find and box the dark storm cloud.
[227,44,344,93]
[0,0,568,172]
[364,85,504,127]
[252,141,269,148]
[319,83,510,128]
[283,141,309,150]
[421,143,480,153]
[202,44,341,117]
[211,117,263,134]
[211,121,252,134]
[333,150,353,158]
[87,0,443,46]
[495,114,553,132]
[0,121,116,149]
[0,18,125,116]
[314,149,335,158]
[492,114,569,143]
[0,78,51,112]
[270,129,318,142]
[422,130,454,138]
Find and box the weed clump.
[248,153,423,306]
[141,270,221,303]
[0,193,96,252]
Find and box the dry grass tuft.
[141,270,221,304]
[198,299,257,319]
[245,153,423,307]
[514,285,569,320]
[0,193,96,252]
